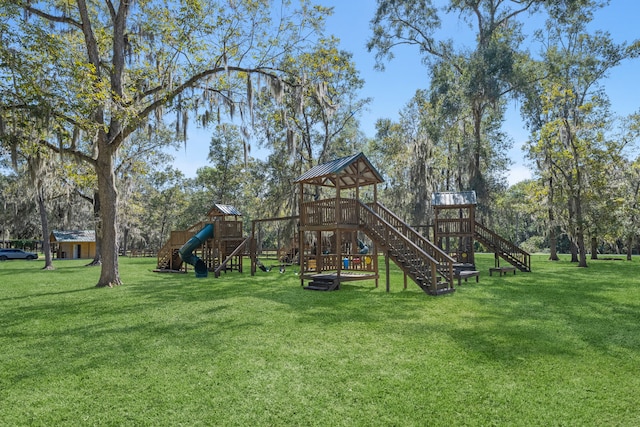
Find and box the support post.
[385,251,390,293]
[299,182,305,287]
[250,220,256,276]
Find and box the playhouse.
[156,203,247,277]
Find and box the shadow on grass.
[5,254,638,372]
[441,255,640,362]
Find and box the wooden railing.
[369,202,455,275]
[302,253,375,273]
[358,202,454,294]
[157,229,192,270]
[435,218,474,235]
[474,221,531,271]
[216,221,244,239]
[185,221,243,239]
[301,198,359,227]
[156,240,173,269]
[170,230,193,245]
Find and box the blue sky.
[172,0,640,186]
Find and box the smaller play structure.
[156,204,248,277]
[432,191,531,272]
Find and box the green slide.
[178,224,214,278]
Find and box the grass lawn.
[1,253,639,426]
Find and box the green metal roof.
[294,152,384,188]
[50,230,96,242]
[207,203,242,217]
[431,191,477,206]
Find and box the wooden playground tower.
[156,203,247,276]
[294,153,382,290]
[432,191,532,272]
[292,152,457,294]
[432,191,478,267]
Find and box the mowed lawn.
[0,254,639,426]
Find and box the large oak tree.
[0,0,329,286]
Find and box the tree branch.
[38,138,97,167]
[22,2,82,29]
[117,66,291,146]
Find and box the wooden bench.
[489,266,516,276]
[455,270,480,286]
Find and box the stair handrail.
[358,202,454,290]
[475,222,523,256]
[156,240,173,267]
[474,221,530,270]
[368,202,455,266]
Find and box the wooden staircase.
[474,221,531,272]
[156,242,183,271]
[304,275,340,291]
[359,202,455,295]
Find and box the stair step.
[304,284,334,291]
[304,281,340,291]
[428,287,456,296]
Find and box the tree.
[25,150,56,269]
[251,37,370,215]
[137,166,188,251]
[615,114,640,260]
[523,4,640,267]
[1,0,330,286]
[116,125,180,256]
[368,0,540,203]
[206,124,248,204]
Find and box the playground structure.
[432,191,531,272]
[293,153,456,295]
[156,204,247,277]
[157,153,530,295]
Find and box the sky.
[170,0,640,186]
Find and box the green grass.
[1,254,639,426]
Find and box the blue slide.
[178,224,214,278]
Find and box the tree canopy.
[0,0,333,286]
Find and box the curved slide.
[178,224,214,278]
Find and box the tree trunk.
[121,227,129,257]
[547,175,559,261]
[570,240,579,263]
[574,193,588,268]
[95,147,121,287]
[470,103,485,202]
[548,226,559,261]
[86,191,102,266]
[590,236,598,260]
[627,235,633,261]
[37,187,54,270]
